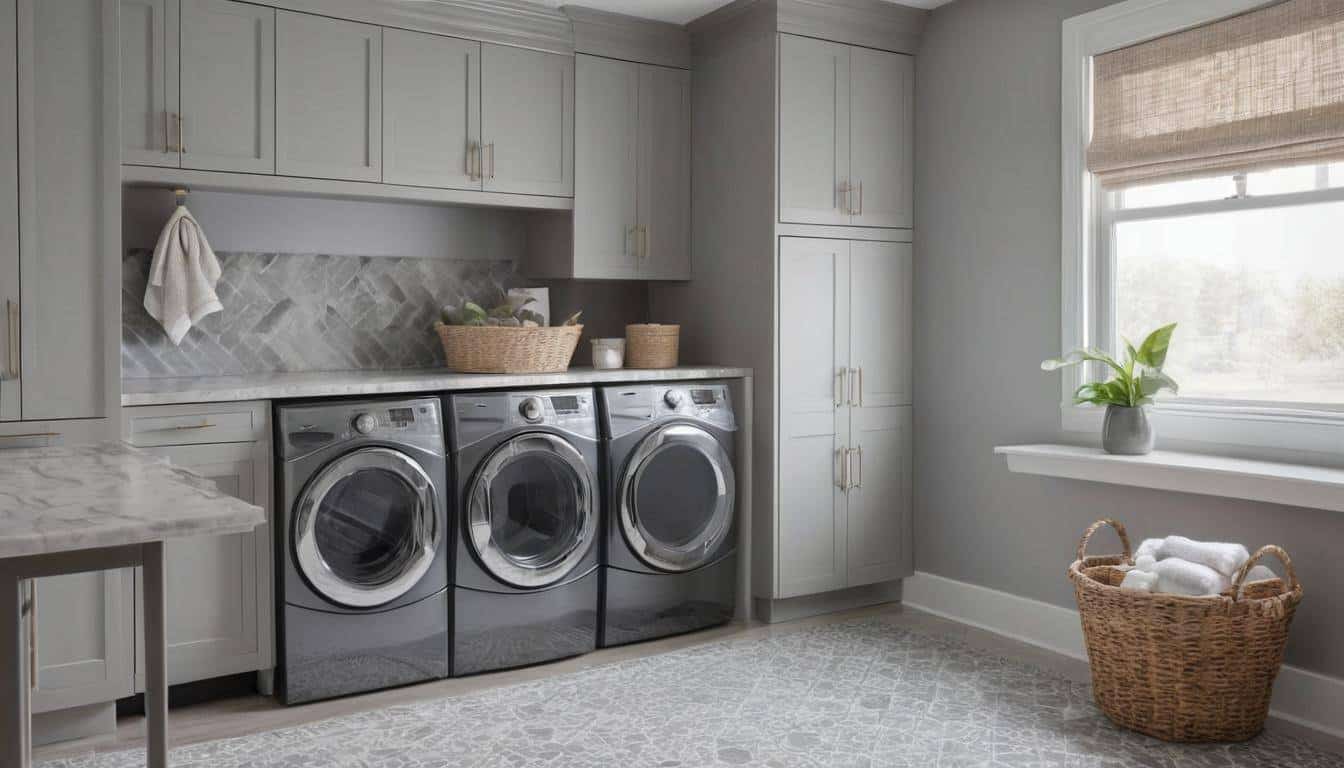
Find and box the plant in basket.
[434,292,583,374]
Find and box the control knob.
[664,389,686,409]
[353,412,378,435]
[519,397,544,422]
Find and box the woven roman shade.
[1087,0,1344,187]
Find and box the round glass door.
[468,434,596,589]
[294,447,439,608]
[620,424,734,572]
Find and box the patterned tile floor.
[38,617,1343,767]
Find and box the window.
[1062,0,1344,456]
[1105,165,1344,406]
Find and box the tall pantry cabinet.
[649,1,924,618]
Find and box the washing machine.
[446,388,601,675]
[598,382,738,647]
[275,397,449,704]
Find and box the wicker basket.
[625,324,679,369]
[1069,519,1302,743]
[434,322,582,373]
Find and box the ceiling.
[532,0,954,26]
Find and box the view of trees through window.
[1114,196,1344,406]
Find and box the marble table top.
[121,365,753,406]
[0,443,264,559]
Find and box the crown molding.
[778,0,926,54]
[564,5,690,69]
[269,0,574,54]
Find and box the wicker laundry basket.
[1068,519,1302,742]
[624,324,680,369]
[434,322,582,373]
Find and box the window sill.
[995,444,1344,512]
[1061,403,1344,460]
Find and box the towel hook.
[173,188,189,207]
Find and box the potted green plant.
[1042,323,1179,455]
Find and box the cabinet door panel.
[778,34,850,226]
[849,48,913,228]
[777,237,849,598]
[31,570,133,714]
[179,0,275,173]
[637,63,691,280]
[135,441,273,687]
[481,43,573,197]
[846,406,912,587]
[276,11,381,182]
[849,241,912,408]
[120,0,178,166]
[383,28,479,190]
[1,0,18,421]
[573,54,638,278]
[19,0,109,420]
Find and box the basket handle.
[1232,544,1298,600]
[1075,519,1132,564]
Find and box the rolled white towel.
[1134,554,1158,571]
[1154,557,1230,596]
[1134,538,1164,561]
[1161,535,1250,578]
[1119,569,1158,592]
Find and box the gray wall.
[913,0,1344,680]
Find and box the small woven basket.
[625,324,680,369]
[1069,519,1302,743]
[434,322,582,373]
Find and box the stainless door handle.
[639,225,648,262]
[856,366,864,407]
[486,142,496,180]
[467,141,479,180]
[26,580,36,690]
[179,113,185,154]
[839,180,850,214]
[856,181,864,216]
[164,110,171,154]
[853,445,863,489]
[835,368,847,407]
[836,448,848,489]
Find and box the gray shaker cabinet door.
[778,34,851,226]
[1,0,18,421]
[636,63,691,281]
[31,570,134,714]
[845,405,912,587]
[848,47,913,228]
[179,0,275,174]
[119,0,178,167]
[573,54,638,279]
[481,43,574,197]
[276,11,382,182]
[18,0,111,420]
[382,28,480,190]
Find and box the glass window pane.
[1115,200,1344,405]
[1247,165,1320,196]
[315,469,419,586]
[1120,176,1234,208]
[489,453,581,569]
[635,445,718,548]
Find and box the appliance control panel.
[604,383,737,436]
[451,388,598,446]
[278,397,442,457]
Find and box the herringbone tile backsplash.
[122,251,516,378]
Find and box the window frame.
[1061,0,1344,460]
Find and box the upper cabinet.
[121,0,275,173]
[551,54,689,281]
[1,0,18,422]
[777,34,913,229]
[481,43,574,197]
[383,28,480,190]
[276,12,382,182]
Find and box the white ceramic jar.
[591,338,625,369]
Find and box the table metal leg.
[142,541,168,768]
[1,570,31,768]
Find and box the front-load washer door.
[620,424,735,572]
[468,433,597,589]
[294,447,440,609]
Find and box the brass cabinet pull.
[835,367,847,407]
[166,112,182,153]
[485,142,496,180]
[171,422,216,431]
[466,141,480,180]
[853,445,863,489]
[178,113,186,154]
[639,225,648,262]
[5,299,18,379]
[839,180,850,214]
[856,180,864,216]
[856,366,864,407]
[836,447,848,489]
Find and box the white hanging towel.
[143,205,222,345]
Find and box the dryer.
[275,397,449,704]
[598,382,737,647]
[446,388,601,675]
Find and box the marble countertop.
[122,366,753,406]
[0,443,265,559]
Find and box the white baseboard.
[902,571,1344,741]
